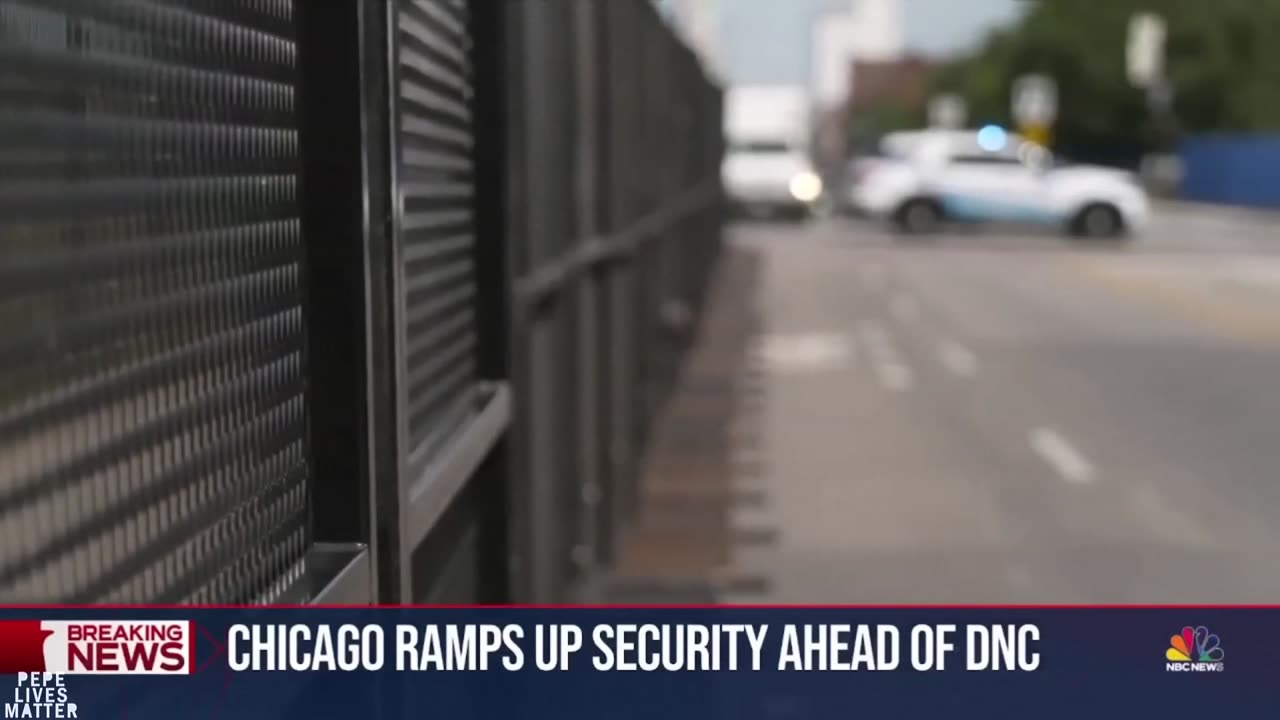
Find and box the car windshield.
[879,134,921,157]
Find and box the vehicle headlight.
[789,172,823,202]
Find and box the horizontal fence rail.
[0,0,723,605]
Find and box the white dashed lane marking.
[1029,427,1096,485]
[939,340,979,378]
[877,363,914,391]
[859,324,914,391]
[755,332,853,374]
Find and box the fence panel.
[504,0,725,602]
[394,0,478,457]
[0,0,721,607]
[1180,134,1280,209]
[388,0,512,604]
[0,0,312,604]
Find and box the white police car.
[848,126,1149,240]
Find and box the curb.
[1154,199,1280,223]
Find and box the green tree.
[926,0,1280,157]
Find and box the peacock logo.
[1165,626,1225,672]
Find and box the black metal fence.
[0,0,723,604]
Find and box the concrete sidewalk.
[601,240,773,603]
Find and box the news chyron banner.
[0,608,1271,719]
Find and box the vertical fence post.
[572,0,604,576]
[497,0,535,604]
[383,0,411,606]
[295,0,397,604]
[511,1,575,603]
[589,1,617,568]
[605,0,639,527]
[469,0,515,604]
[554,2,584,596]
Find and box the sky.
[900,0,1025,55]
[717,0,1025,86]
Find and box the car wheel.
[1073,203,1124,240]
[895,198,942,235]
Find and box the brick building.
[815,55,936,171]
[847,55,934,114]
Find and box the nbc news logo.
[1165,626,1225,672]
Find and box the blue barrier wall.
[1180,134,1280,209]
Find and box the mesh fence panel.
[0,0,310,604]
[394,0,478,456]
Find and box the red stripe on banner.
[2,603,1280,610]
[188,620,197,675]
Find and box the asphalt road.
[724,205,1280,603]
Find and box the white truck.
[721,86,823,219]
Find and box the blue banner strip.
[0,607,1273,719]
